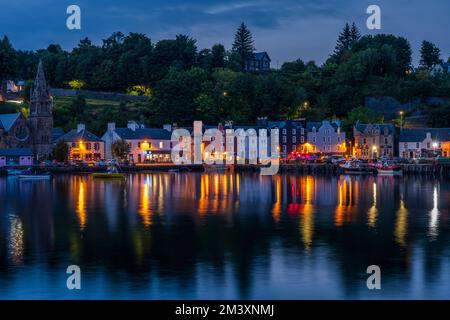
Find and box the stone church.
[0,60,54,160]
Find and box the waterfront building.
[353,122,395,159]
[399,128,450,158]
[267,119,306,159]
[102,121,172,163]
[56,124,105,161]
[307,120,346,154]
[0,148,33,167]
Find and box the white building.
[399,128,450,158]
[101,121,172,163]
[307,120,346,154]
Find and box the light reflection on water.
[0,173,449,299]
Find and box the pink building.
[0,148,34,167]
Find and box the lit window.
[159,142,163,149]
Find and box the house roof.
[57,129,103,143]
[114,128,172,140]
[399,128,450,142]
[268,120,305,129]
[254,52,271,62]
[354,122,395,135]
[0,148,33,157]
[0,113,21,132]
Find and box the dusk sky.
[1,0,449,66]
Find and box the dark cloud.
[0,0,449,65]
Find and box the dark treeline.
[1,22,450,128]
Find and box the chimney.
[107,122,116,132]
[127,121,137,131]
[77,123,85,133]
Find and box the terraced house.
[307,120,346,154]
[102,121,172,163]
[56,124,105,161]
[399,128,450,158]
[353,122,395,159]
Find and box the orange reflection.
[368,182,378,228]
[395,199,408,247]
[139,176,152,227]
[76,180,87,230]
[272,175,282,222]
[335,177,357,227]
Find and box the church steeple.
[28,60,54,160]
[31,60,50,101]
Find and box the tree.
[71,95,87,121]
[0,36,17,81]
[54,140,70,162]
[342,106,384,129]
[232,23,255,70]
[331,23,360,63]
[112,139,131,161]
[211,44,226,68]
[420,40,441,69]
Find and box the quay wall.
[2,163,450,178]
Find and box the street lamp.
[399,111,404,129]
[433,142,438,156]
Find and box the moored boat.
[376,163,403,176]
[341,161,374,175]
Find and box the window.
[301,128,304,135]
[293,136,296,143]
[94,143,99,151]
[293,145,296,151]
[312,137,316,143]
[292,129,296,135]
[322,137,326,143]
[72,142,77,148]
[337,137,340,143]
[282,145,287,153]
[282,129,287,134]
[159,142,163,149]
[416,142,419,149]
[363,138,367,145]
[427,143,430,148]
[282,136,287,143]
[385,138,388,145]
[138,142,141,148]
[404,143,408,149]
[327,137,331,143]
[300,136,304,143]
[86,143,91,150]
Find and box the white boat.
[376,163,403,176]
[18,174,52,180]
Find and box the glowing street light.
[399,111,404,129]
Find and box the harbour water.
[0,173,449,299]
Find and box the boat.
[92,172,125,179]
[341,161,374,175]
[376,163,403,176]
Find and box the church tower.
[29,60,54,160]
